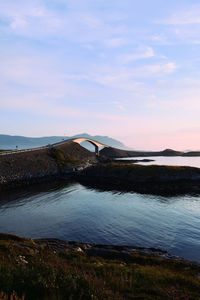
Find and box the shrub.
[50,148,80,167]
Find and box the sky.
[0,0,200,150]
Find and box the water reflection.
[118,156,200,168]
[78,178,200,198]
[0,181,75,206]
[0,181,200,263]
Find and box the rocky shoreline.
[77,163,200,195]
[33,237,199,265]
[100,147,200,158]
[1,162,200,195]
[0,141,96,191]
[0,233,199,299]
[114,158,155,163]
[1,141,200,195]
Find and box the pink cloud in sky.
[121,133,200,151]
[0,0,200,151]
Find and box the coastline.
[1,141,200,195]
[1,148,200,298]
[1,156,200,195]
[1,164,200,195]
[77,163,200,195]
[0,233,199,299]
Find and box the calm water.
[0,181,200,262]
[119,156,200,168]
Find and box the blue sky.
[0,0,200,149]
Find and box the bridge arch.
[70,138,109,156]
[52,137,109,156]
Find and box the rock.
[74,247,83,252]
[16,255,28,264]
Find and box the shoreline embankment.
[0,142,96,191]
[1,143,200,195]
[77,163,200,195]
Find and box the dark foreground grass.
[0,234,199,300]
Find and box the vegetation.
[0,234,199,300]
[79,163,200,195]
[100,146,200,158]
[109,162,199,175]
[84,162,200,181]
[50,148,81,167]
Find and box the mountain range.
[0,133,130,151]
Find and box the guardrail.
[0,139,79,156]
[0,145,49,156]
[0,137,109,157]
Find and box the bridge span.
[0,137,110,157]
[52,137,109,156]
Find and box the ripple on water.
[0,182,200,262]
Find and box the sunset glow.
[0,0,200,150]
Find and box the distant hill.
[0,133,129,151]
[100,147,200,158]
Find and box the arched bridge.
[0,137,110,157]
[52,137,110,156]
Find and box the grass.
[96,163,200,179]
[109,162,198,172]
[50,148,80,167]
[79,162,200,195]
[0,234,199,300]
